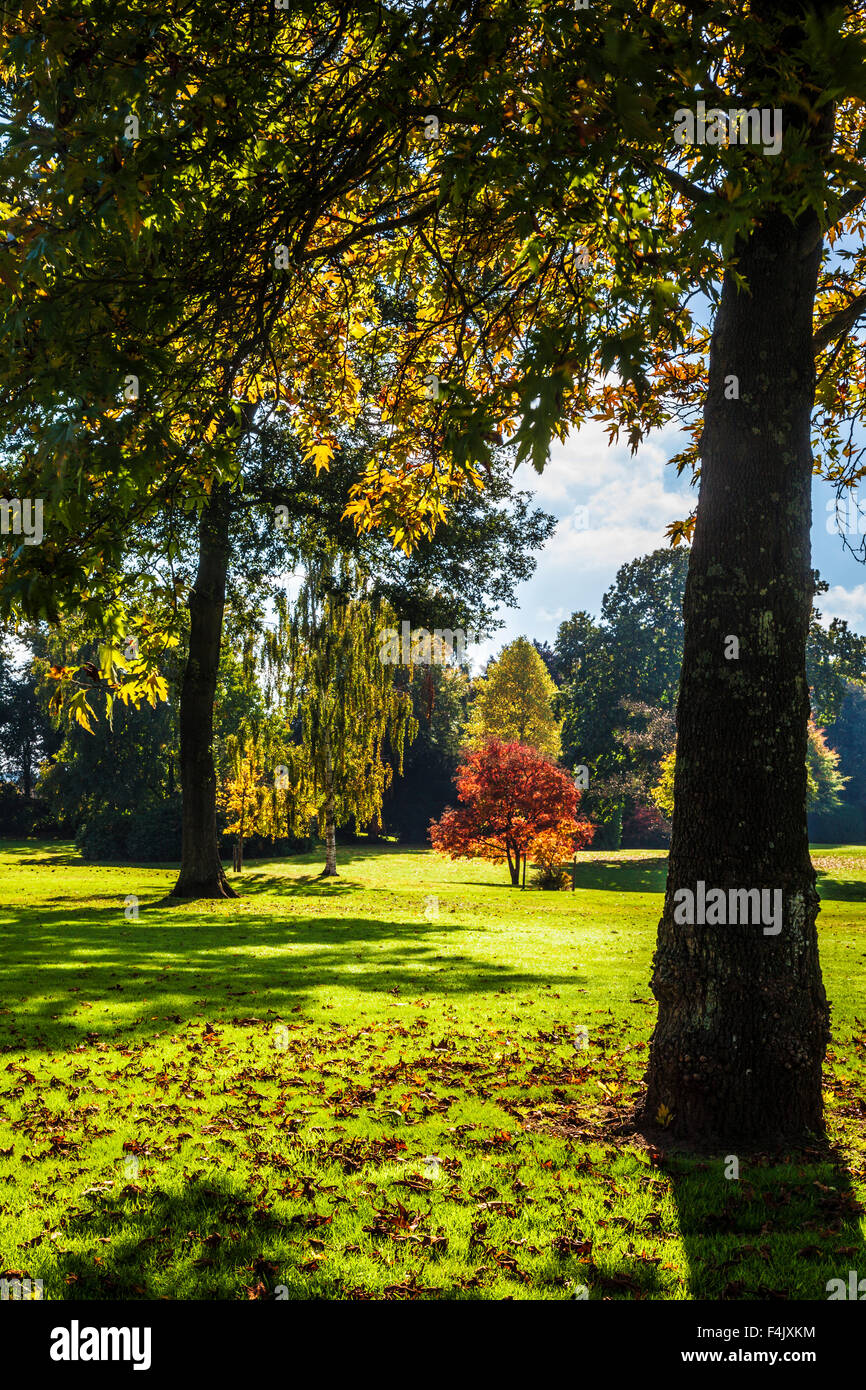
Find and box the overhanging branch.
[812,292,866,357]
[630,154,715,206]
[301,199,439,262]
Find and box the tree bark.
[642,205,830,1145]
[172,484,237,899]
[321,737,338,876]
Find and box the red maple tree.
[429,738,594,885]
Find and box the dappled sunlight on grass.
[0,841,863,1299]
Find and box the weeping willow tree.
[267,551,417,876]
[215,634,311,873]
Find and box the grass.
[0,839,864,1301]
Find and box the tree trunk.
[321,737,338,876]
[505,841,520,886]
[642,205,830,1145]
[172,484,237,899]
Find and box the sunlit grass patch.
[0,841,863,1299]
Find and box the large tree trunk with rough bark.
[642,203,830,1145]
[172,484,237,899]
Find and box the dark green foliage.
[0,781,56,837]
[126,798,184,863]
[807,580,866,725]
[824,682,866,818]
[589,805,624,851]
[75,797,182,863]
[808,802,866,844]
[382,666,470,843]
[39,697,176,834]
[556,555,866,844]
[0,645,62,797]
[556,550,689,840]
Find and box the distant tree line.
[1,547,864,858]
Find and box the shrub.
[77,797,183,862]
[622,804,671,848]
[126,798,183,861]
[76,807,133,861]
[529,828,573,890]
[808,802,866,845]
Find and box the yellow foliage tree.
[463,637,562,756]
[217,736,313,873]
[651,749,676,821]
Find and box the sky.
[469,420,866,672]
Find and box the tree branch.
[800,183,866,257]
[812,292,866,357]
[833,183,866,222]
[630,154,714,206]
[301,199,439,262]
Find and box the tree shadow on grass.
[0,900,587,1051]
[571,859,669,895]
[43,1171,332,1301]
[812,871,866,903]
[216,872,357,900]
[644,1139,866,1301]
[38,1164,674,1302]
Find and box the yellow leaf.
[303,442,335,473]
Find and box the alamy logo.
[50,1320,152,1371]
[673,102,782,156]
[826,1270,866,1299]
[1,1276,43,1300]
[0,497,43,545]
[379,621,474,666]
[673,882,782,935]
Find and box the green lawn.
[1,840,864,1300]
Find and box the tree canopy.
[430,737,593,886]
[463,635,562,755]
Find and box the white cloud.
[480,422,866,660]
[819,584,866,629]
[483,423,696,649]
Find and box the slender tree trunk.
[172,484,237,899]
[642,204,830,1145]
[321,737,338,876]
[505,841,519,886]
